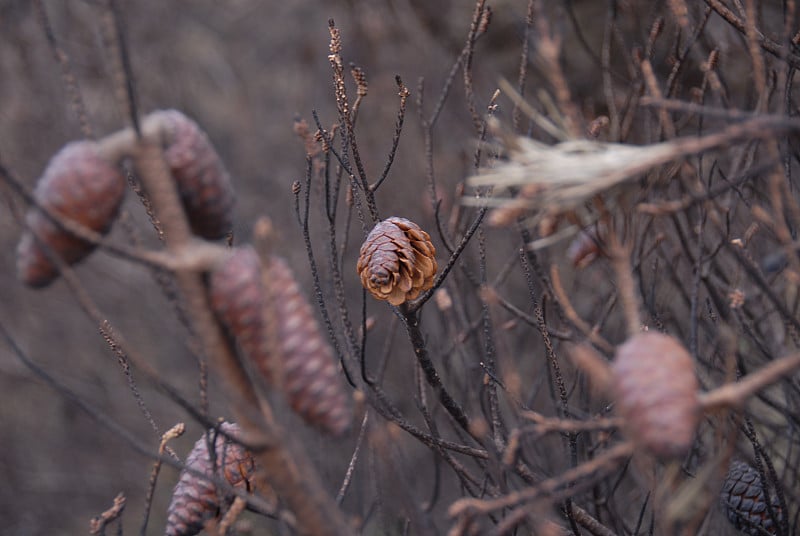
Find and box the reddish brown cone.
[16,141,126,287]
[209,246,272,383]
[611,332,699,458]
[266,255,352,436]
[155,109,235,239]
[165,423,256,536]
[357,217,437,305]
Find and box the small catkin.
[209,246,272,384]
[611,332,699,459]
[165,423,256,536]
[265,255,352,436]
[720,460,783,536]
[357,217,437,306]
[16,140,126,287]
[154,109,235,239]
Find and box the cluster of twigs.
[293,1,800,534]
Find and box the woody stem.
[400,305,470,431]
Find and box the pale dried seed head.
[154,109,235,240]
[165,423,256,536]
[357,217,437,306]
[720,460,783,536]
[611,332,699,459]
[266,255,352,435]
[17,141,126,287]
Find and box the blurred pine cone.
[209,246,272,384]
[720,460,783,536]
[265,255,352,436]
[611,332,699,459]
[16,141,126,287]
[165,422,256,536]
[154,109,235,239]
[357,217,437,305]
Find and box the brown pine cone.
[165,422,256,536]
[154,109,235,239]
[611,332,700,459]
[16,141,126,287]
[209,246,273,384]
[721,460,783,536]
[265,255,352,436]
[357,217,437,306]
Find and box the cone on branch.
[720,460,783,536]
[357,217,437,306]
[265,255,352,436]
[611,332,700,459]
[154,109,235,239]
[165,422,256,536]
[208,239,351,435]
[16,141,126,287]
[208,246,272,384]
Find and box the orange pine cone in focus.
[16,141,126,287]
[357,217,437,306]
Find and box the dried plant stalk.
[467,117,800,225]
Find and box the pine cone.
[16,141,126,287]
[209,246,273,384]
[265,255,352,436]
[165,422,256,536]
[611,332,700,458]
[357,217,437,305]
[721,460,783,536]
[154,109,235,239]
